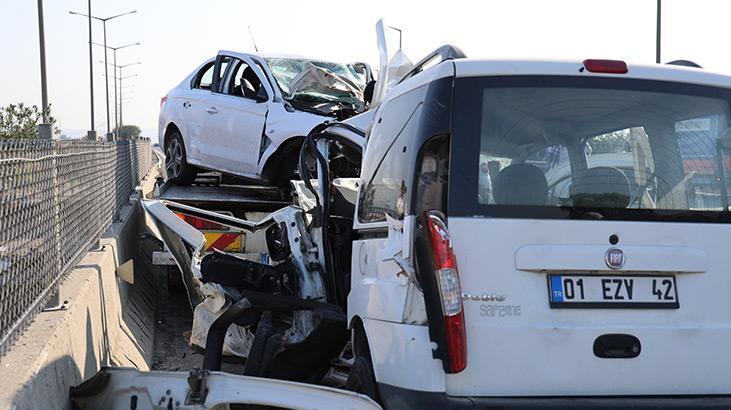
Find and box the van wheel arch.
[346,317,382,402]
[349,316,373,360]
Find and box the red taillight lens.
[176,213,226,231]
[582,59,628,74]
[424,211,467,373]
[160,95,168,108]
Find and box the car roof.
[217,50,347,65]
[453,59,731,89]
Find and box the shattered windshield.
[265,57,365,119]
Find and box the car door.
[203,54,273,177]
[182,60,217,164]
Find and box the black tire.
[165,131,197,185]
[346,329,381,403]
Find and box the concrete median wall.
[0,169,161,410]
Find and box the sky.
[2,0,730,141]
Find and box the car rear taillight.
[582,59,628,74]
[160,95,168,108]
[175,212,227,231]
[424,210,467,373]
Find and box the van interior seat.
[492,163,549,206]
[570,166,631,208]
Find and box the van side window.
[358,86,427,223]
[192,62,215,90]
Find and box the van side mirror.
[254,85,268,103]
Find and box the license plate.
[547,274,679,309]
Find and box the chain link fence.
[0,138,152,356]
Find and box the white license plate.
[547,274,679,309]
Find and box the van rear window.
[449,76,731,222]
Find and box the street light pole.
[102,20,110,139]
[656,0,662,64]
[36,0,51,139]
[118,73,138,135]
[87,0,94,140]
[93,42,139,138]
[70,9,136,140]
[104,71,138,139]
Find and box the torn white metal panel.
[190,295,254,358]
[142,199,327,354]
[142,200,207,309]
[402,279,427,325]
[372,19,389,106]
[71,367,381,409]
[387,50,414,87]
[378,214,426,325]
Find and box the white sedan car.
[159,50,368,186]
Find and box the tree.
[115,124,141,140]
[0,103,58,139]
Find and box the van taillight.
[160,95,168,108]
[175,212,226,231]
[424,210,467,373]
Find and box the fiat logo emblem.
[605,248,625,270]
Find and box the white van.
[345,53,731,408]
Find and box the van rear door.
[444,75,731,396]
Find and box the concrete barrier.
[0,166,161,410]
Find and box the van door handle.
[206,106,219,114]
[183,101,191,109]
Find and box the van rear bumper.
[378,383,731,409]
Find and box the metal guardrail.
[0,138,152,356]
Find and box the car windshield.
[451,76,731,220]
[264,57,365,118]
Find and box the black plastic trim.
[413,211,453,373]
[378,383,731,409]
[399,45,466,84]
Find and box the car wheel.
[165,131,197,185]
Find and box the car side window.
[358,85,428,223]
[225,59,265,100]
[192,62,215,90]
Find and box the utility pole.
[36,0,51,139]
[656,0,662,64]
[70,8,136,140]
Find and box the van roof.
[453,59,731,89]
